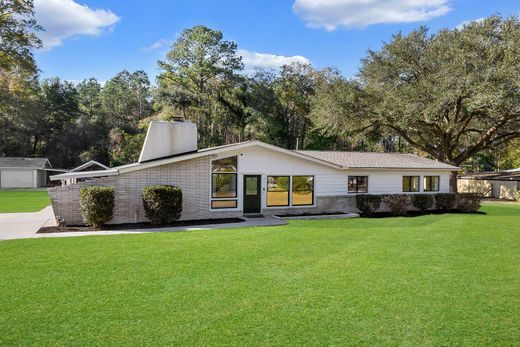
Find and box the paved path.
[0,206,56,241]
[0,212,287,241]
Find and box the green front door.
[243,175,261,214]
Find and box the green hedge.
[435,193,457,211]
[412,194,434,212]
[457,193,483,213]
[384,194,410,216]
[142,185,182,225]
[80,186,114,228]
[356,194,382,215]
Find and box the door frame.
[243,174,262,214]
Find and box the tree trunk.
[450,171,458,193]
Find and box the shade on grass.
[0,191,50,213]
[0,204,519,345]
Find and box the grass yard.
[0,204,519,345]
[0,190,51,213]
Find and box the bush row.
[79,185,182,228]
[356,193,482,216]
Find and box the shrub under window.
[384,194,410,216]
[356,194,382,215]
[435,193,457,211]
[412,194,434,212]
[142,185,182,225]
[79,186,114,228]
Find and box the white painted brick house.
[49,120,459,226]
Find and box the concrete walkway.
[0,206,56,241]
[0,213,287,241]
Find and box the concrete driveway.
[0,206,56,241]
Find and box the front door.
[243,175,261,214]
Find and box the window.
[424,176,440,192]
[402,176,420,192]
[292,176,314,206]
[211,156,238,209]
[348,176,368,193]
[267,176,290,206]
[212,174,237,198]
[211,200,237,209]
[212,156,237,172]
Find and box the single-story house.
[458,168,520,200]
[0,157,67,188]
[49,120,459,226]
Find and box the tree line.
[1,1,519,171]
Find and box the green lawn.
[0,204,519,345]
[0,190,50,213]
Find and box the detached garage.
[0,158,67,188]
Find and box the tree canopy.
[0,14,518,172]
[313,16,520,167]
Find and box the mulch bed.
[38,218,245,234]
[275,211,346,218]
[359,210,486,218]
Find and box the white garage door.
[0,170,34,188]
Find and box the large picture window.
[267,176,290,207]
[211,156,238,209]
[348,176,368,193]
[424,176,440,192]
[403,176,420,192]
[292,176,314,206]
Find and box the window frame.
[402,176,420,192]
[348,176,369,194]
[211,173,238,199]
[266,175,291,207]
[210,156,239,210]
[211,199,238,209]
[423,176,440,192]
[291,175,315,206]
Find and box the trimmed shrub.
[356,194,382,216]
[411,194,434,213]
[80,186,114,228]
[384,194,410,216]
[142,185,182,225]
[457,193,483,213]
[435,193,457,211]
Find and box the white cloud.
[140,39,171,52]
[456,17,485,30]
[238,49,310,73]
[34,0,120,50]
[293,0,451,30]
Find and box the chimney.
[138,120,198,162]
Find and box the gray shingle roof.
[0,157,50,169]
[297,151,459,170]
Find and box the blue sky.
[34,0,520,83]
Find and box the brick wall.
[263,195,359,216]
[48,156,242,226]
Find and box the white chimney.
[139,120,198,162]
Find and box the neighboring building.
[0,157,67,188]
[458,168,520,200]
[49,120,459,226]
[62,160,110,185]
[70,160,109,173]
